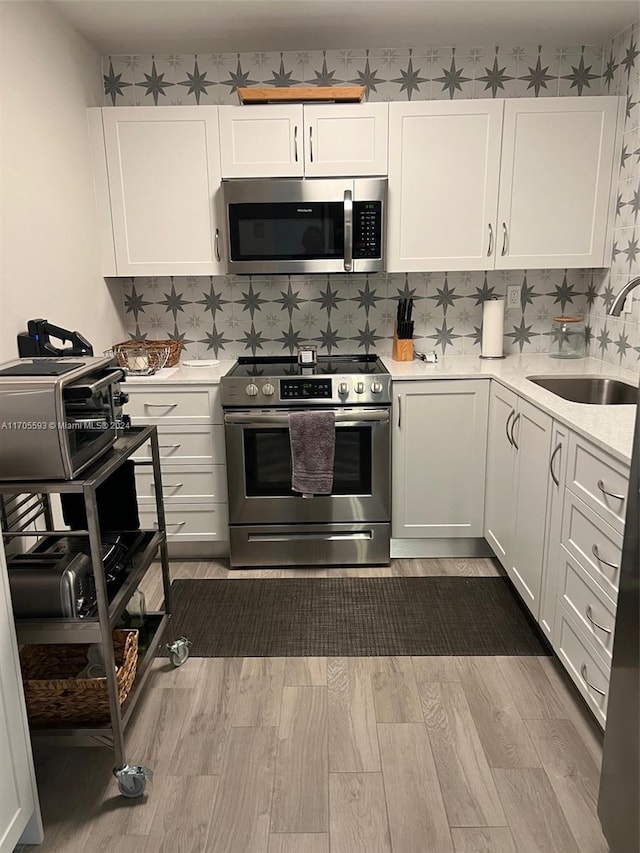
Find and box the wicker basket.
[19,630,138,727]
[113,339,184,369]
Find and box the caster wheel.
[167,637,191,668]
[118,774,146,798]
[114,764,153,799]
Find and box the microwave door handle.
[343,189,353,272]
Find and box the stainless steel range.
[221,355,391,568]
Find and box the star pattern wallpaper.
[106,25,640,369]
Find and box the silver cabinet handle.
[501,222,508,256]
[294,125,298,162]
[161,483,184,489]
[309,126,313,162]
[145,402,177,408]
[343,189,353,272]
[159,443,181,449]
[510,411,521,450]
[505,409,515,447]
[597,479,625,502]
[487,223,494,257]
[585,605,612,635]
[397,395,402,429]
[580,663,607,696]
[215,227,221,262]
[155,521,185,529]
[591,544,620,571]
[550,443,562,487]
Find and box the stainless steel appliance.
[222,178,386,275]
[7,552,95,618]
[0,356,128,480]
[221,355,391,567]
[598,385,640,853]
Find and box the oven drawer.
[139,502,229,541]
[561,490,623,601]
[135,464,228,502]
[131,424,225,463]
[125,387,222,422]
[557,547,616,663]
[566,433,629,533]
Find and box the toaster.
[8,552,96,618]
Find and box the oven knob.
[262,383,275,396]
[338,382,349,396]
[355,381,365,394]
[245,383,259,396]
[371,381,383,394]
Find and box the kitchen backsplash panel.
[586,21,640,371]
[106,32,639,368]
[122,270,589,360]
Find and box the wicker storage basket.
[19,630,138,727]
[113,339,184,369]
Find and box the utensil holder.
[392,331,414,362]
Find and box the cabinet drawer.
[136,464,228,502]
[125,388,221,422]
[561,490,623,601]
[132,424,225,464]
[555,604,610,727]
[566,433,629,533]
[557,548,616,662]
[139,502,229,541]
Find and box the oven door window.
[244,426,371,496]
[64,388,115,470]
[228,202,344,262]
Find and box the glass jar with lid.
[549,316,586,359]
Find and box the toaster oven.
[0,356,128,480]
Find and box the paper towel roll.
[481,298,505,358]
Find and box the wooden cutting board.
[238,85,365,104]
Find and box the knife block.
[392,328,414,362]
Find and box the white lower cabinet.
[125,383,229,555]
[484,384,552,619]
[392,380,489,538]
[538,422,568,641]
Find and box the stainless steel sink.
[527,375,638,405]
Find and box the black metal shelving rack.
[0,426,187,797]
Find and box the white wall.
[0,1,125,364]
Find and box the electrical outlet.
[507,285,520,309]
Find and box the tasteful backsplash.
[107,29,639,368]
[586,22,640,369]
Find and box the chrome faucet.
[608,276,640,316]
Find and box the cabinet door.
[484,383,518,564]
[508,398,553,618]
[218,105,304,177]
[387,101,503,271]
[303,104,388,177]
[496,96,619,269]
[539,421,568,641]
[392,380,489,538]
[0,540,42,851]
[101,107,224,276]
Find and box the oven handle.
[63,368,125,400]
[224,410,389,426]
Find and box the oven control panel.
[280,378,332,399]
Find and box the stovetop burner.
[228,355,387,379]
[221,354,391,407]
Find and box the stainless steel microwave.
[222,177,387,275]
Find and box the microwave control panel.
[353,201,382,259]
[280,378,332,399]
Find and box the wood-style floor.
[19,559,608,853]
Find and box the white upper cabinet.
[387,101,503,271]
[387,95,620,272]
[496,96,619,269]
[97,107,224,277]
[218,103,388,178]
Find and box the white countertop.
[382,354,639,464]
[123,359,236,385]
